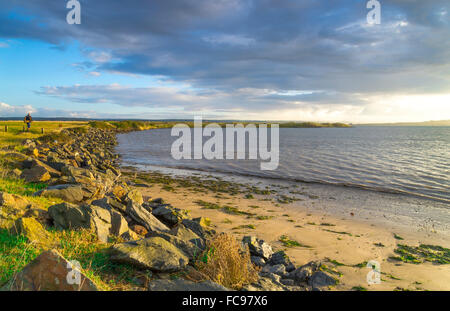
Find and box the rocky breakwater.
[1,126,339,291]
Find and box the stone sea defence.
[0,126,338,291]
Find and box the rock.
[11,168,22,178]
[242,236,273,260]
[0,249,98,291]
[35,184,85,204]
[126,201,169,233]
[286,261,321,283]
[242,277,287,291]
[130,224,148,236]
[92,196,126,213]
[109,237,189,272]
[111,185,127,201]
[308,271,337,289]
[262,264,286,276]
[48,203,113,243]
[181,219,215,240]
[20,166,51,183]
[90,206,112,243]
[125,189,144,205]
[0,192,31,210]
[23,208,51,226]
[280,278,295,286]
[22,158,61,178]
[146,225,205,261]
[110,210,129,237]
[148,279,228,291]
[193,217,211,227]
[268,251,295,272]
[251,256,266,267]
[48,203,92,230]
[10,217,51,246]
[152,205,189,227]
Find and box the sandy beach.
[125,166,450,291]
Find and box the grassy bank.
[0,121,88,148]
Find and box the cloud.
[1,0,449,121]
[0,102,34,116]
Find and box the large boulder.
[261,264,286,276]
[0,192,31,210]
[181,219,215,240]
[148,279,228,291]
[22,158,61,178]
[109,237,189,272]
[308,271,338,289]
[10,217,51,246]
[242,236,273,260]
[110,210,129,237]
[91,196,126,213]
[267,251,295,272]
[48,203,112,242]
[35,184,85,204]
[152,205,189,227]
[126,201,169,233]
[20,166,51,183]
[0,250,98,291]
[48,203,92,230]
[125,189,144,206]
[146,224,205,261]
[242,277,289,291]
[286,261,321,284]
[0,192,32,229]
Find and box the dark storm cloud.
[1,0,449,114]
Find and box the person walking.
[24,113,33,132]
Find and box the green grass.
[353,261,368,268]
[256,215,273,220]
[0,177,47,196]
[0,229,40,286]
[194,200,222,210]
[232,224,256,230]
[352,286,367,291]
[0,121,87,147]
[389,244,450,265]
[393,233,404,240]
[279,235,311,248]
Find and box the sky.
[0,0,449,123]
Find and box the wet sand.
[126,165,450,291]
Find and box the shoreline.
[120,163,450,291]
[120,163,450,243]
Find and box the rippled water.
[116,126,450,203]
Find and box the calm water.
[116,126,450,204]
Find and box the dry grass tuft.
[195,233,258,290]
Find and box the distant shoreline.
[1,118,449,127]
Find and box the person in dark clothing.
[24,113,33,131]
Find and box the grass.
[393,233,404,240]
[194,233,258,290]
[232,224,256,230]
[0,177,47,196]
[0,229,40,286]
[389,244,450,265]
[279,235,311,248]
[353,261,368,268]
[0,121,87,148]
[255,215,273,220]
[323,229,353,236]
